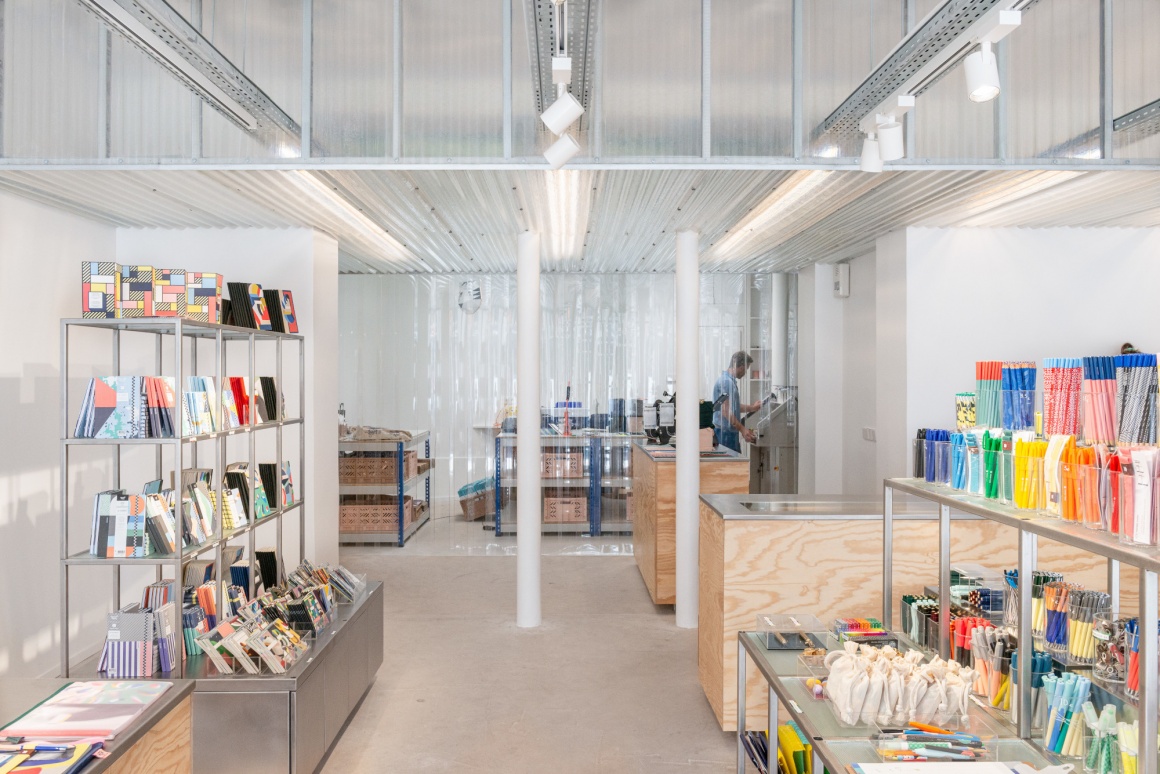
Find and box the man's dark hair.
[730,351,753,369]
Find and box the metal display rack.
[338,431,432,545]
[493,434,596,536]
[59,317,306,679]
[883,477,1159,774]
[592,434,634,534]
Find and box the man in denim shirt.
[712,351,759,453]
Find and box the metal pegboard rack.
[338,432,432,546]
[60,317,306,678]
[883,477,1159,774]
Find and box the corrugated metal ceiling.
[0,169,1156,274]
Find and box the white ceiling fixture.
[859,134,883,173]
[540,0,585,169]
[964,41,1002,102]
[859,95,914,167]
[74,0,300,150]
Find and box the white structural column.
[769,272,789,386]
[516,232,542,628]
[675,230,702,629]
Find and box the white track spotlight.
[540,92,584,135]
[878,121,905,161]
[544,134,581,169]
[964,40,1001,102]
[860,134,883,173]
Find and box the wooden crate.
[541,450,583,478]
[339,495,414,532]
[544,488,588,524]
[339,452,419,485]
[459,489,493,521]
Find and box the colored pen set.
[1042,672,1091,757]
[1083,356,1118,445]
[1043,581,1080,654]
[976,361,1003,429]
[875,723,992,763]
[1064,589,1111,665]
[1116,353,1158,445]
[1002,361,1038,431]
[1008,648,1053,729]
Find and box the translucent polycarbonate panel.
[803,0,905,156]
[600,0,701,158]
[510,0,540,158]
[108,33,194,160]
[194,0,303,159]
[1112,0,1160,161]
[3,0,101,159]
[710,0,793,157]
[401,0,504,158]
[337,272,755,551]
[914,0,944,21]
[913,59,994,161]
[197,0,302,122]
[312,0,392,158]
[1006,0,1099,159]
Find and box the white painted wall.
[0,191,118,677]
[795,263,844,495]
[117,228,340,565]
[897,227,1160,468]
[841,253,877,496]
[875,229,909,487]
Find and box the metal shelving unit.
[339,431,432,545]
[883,477,1160,774]
[593,434,635,534]
[60,317,306,679]
[493,433,596,536]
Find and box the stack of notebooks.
[225,282,298,333]
[97,601,179,677]
[225,462,273,520]
[259,461,296,508]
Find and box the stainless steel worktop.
[634,440,745,462]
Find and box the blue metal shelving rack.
[339,431,432,545]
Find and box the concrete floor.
[321,554,735,773]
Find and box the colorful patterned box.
[185,273,223,323]
[153,269,187,317]
[82,262,121,319]
[118,265,156,318]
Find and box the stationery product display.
[279,290,299,333]
[955,392,976,432]
[820,642,977,727]
[1063,589,1111,664]
[1001,361,1038,431]
[976,361,1003,429]
[874,723,995,763]
[226,282,273,330]
[1092,615,1131,684]
[1115,354,1158,445]
[119,265,156,317]
[1041,672,1091,757]
[153,268,186,316]
[756,613,825,650]
[185,272,224,323]
[0,681,170,740]
[1082,357,1118,445]
[81,261,120,318]
[1120,446,1160,546]
[1042,358,1082,437]
[79,263,235,323]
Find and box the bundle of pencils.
[1009,648,1053,728]
[950,432,968,489]
[1115,353,1158,445]
[1013,437,1047,510]
[1002,361,1038,431]
[976,361,1002,428]
[956,392,977,431]
[1084,704,1120,774]
[1082,356,1118,444]
[1059,444,1096,524]
[1043,581,1078,654]
[1066,589,1111,665]
[1126,619,1140,701]
[1117,719,1139,774]
[983,431,1004,500]
[924,428,951,485]
[1043,358,1082,436]
[1031,571,1064,642]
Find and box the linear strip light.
[75,0,300,146]
[284,172,413,266]
[712,171,832,257]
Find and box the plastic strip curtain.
[337,272,765,554]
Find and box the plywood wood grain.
[634,447,750,605]
[701,513,1122,732]
[105,695,192,774]
[698,501,726,724]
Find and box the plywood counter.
[633,442,749,605]
[698,493,1116,732]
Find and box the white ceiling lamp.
[541,0,584,169]
[964,40,1001,102]
[544,134,581,170]
[541,92,584,136]
[859,134,883,173]
[878,121,905,161]
[859,94,914,165]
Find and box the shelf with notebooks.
[339,430,433,546]
[60,316,307,680]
